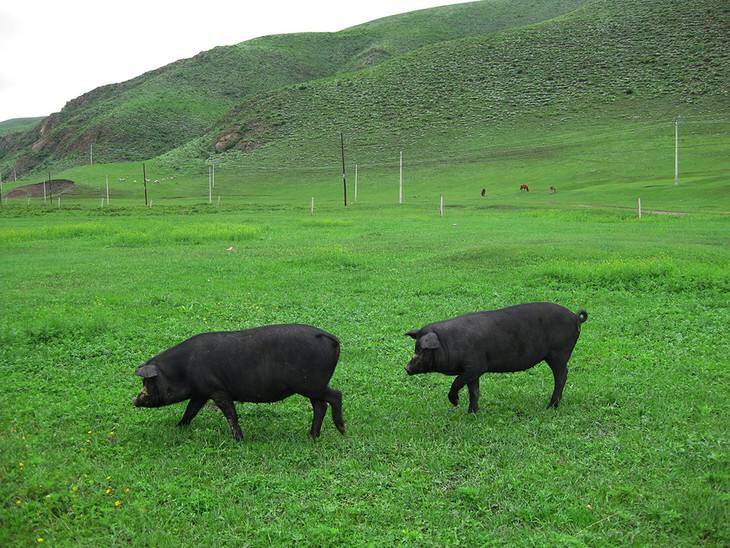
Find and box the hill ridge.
[0,0,589,176]
[179,0,728,169]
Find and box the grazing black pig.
[133,324,344,441]
[405,303,588,412]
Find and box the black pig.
[405,303,588,412]
[133,324,344,441]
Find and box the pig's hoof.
[448,392,459,407]
[468,406,479,414]
[335,424,346,435]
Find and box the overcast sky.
[0,0,468,122]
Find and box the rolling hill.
[0,0,588,177]
[0,117,45,137]
[175,0,728,170]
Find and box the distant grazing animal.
[520,184,529,192]
[133,324,345,441]
[480,188,486,197]
[405,303,588,413]
[549,186,557,193]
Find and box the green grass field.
[1,116,728,544]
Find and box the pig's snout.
[405,358,417,375]
[133,386,149,407]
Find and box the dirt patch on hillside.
[5,179,76,198]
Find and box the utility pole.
[674,117,679,185]
[45,171,50,202]
[90,143,93,165]
[105,175,110,204]
[208,165,212,204]
[143,163,148,206]
[354,163,358,202]
[399,151,403,204]
[0,171,3,208]
[340,132,347,207]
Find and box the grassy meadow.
[1,116,729,545]
[1,0,728,542]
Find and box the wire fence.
[1,115,728,210]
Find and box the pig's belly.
[231,385,296,404]
[486,351,546,373]
[211,361,327,402]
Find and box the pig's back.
[168,324,340,402]
[433,303,580,372]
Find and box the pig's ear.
[405,329,421,339]
[420,332,441,350]
[135,364,159,378]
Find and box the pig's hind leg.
[546,351,571,408]
[212,393,244,441]
[323,387,345,434]
[306,387,345,436]
[177,397,207,427]
[467,379,480,413]
[309,399,328,438]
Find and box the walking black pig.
[133,324,345,441]
[405,303,588,412]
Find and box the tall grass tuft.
[533,257,729,292]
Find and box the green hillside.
[0,0,587,176]
[184,0,728,169]
[0,117,44,137]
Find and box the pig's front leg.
[448,374,480,413]
[177,397,207,427]
[212,393,243,441]
[448,375,468,407]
